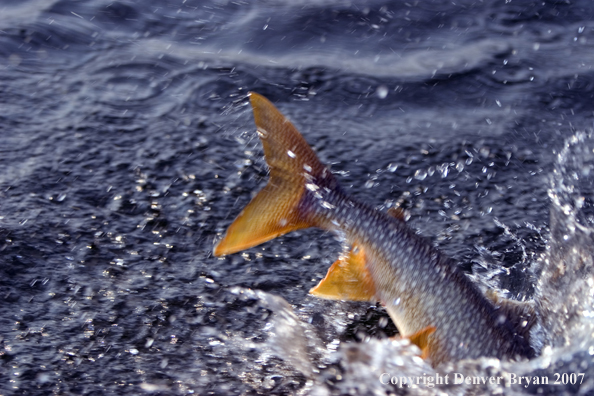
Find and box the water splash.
[535,131,594,349]
[228,132,594,395]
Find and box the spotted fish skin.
[308,187,533,365]
[214,92,535,366]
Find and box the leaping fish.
[214,92,535,366]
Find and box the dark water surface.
[2,0,594,394]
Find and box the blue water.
[2,0,594,394]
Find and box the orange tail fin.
[214,93,334,256]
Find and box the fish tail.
[214,92,337,256]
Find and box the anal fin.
[407,326,436,359]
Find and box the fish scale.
[214,92,535,366]
[310,190,524,365]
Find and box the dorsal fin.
[309,244,377,301]
[387,207,407,221]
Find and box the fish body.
[214,92,534,366]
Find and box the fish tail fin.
[214,92,336,256]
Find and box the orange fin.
[214,92,333,256]
[407,325,436,359]
[387,207,407,221]
[309,245,376,301]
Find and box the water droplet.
[306,183,318,192]
[328,339,340,350]
[8,54,22,67]
[414,169,427,181]
[440,164,449,178]
[378,317,388,328]
[287,150,296,158]
[355,331,367,342]
[387,163,398,172]
[235,159,252,169]
[160,358,168,369]
[376,85,388,99]
[364,180,376,188]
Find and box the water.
[1,0,594,394]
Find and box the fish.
[214,92,536,366]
